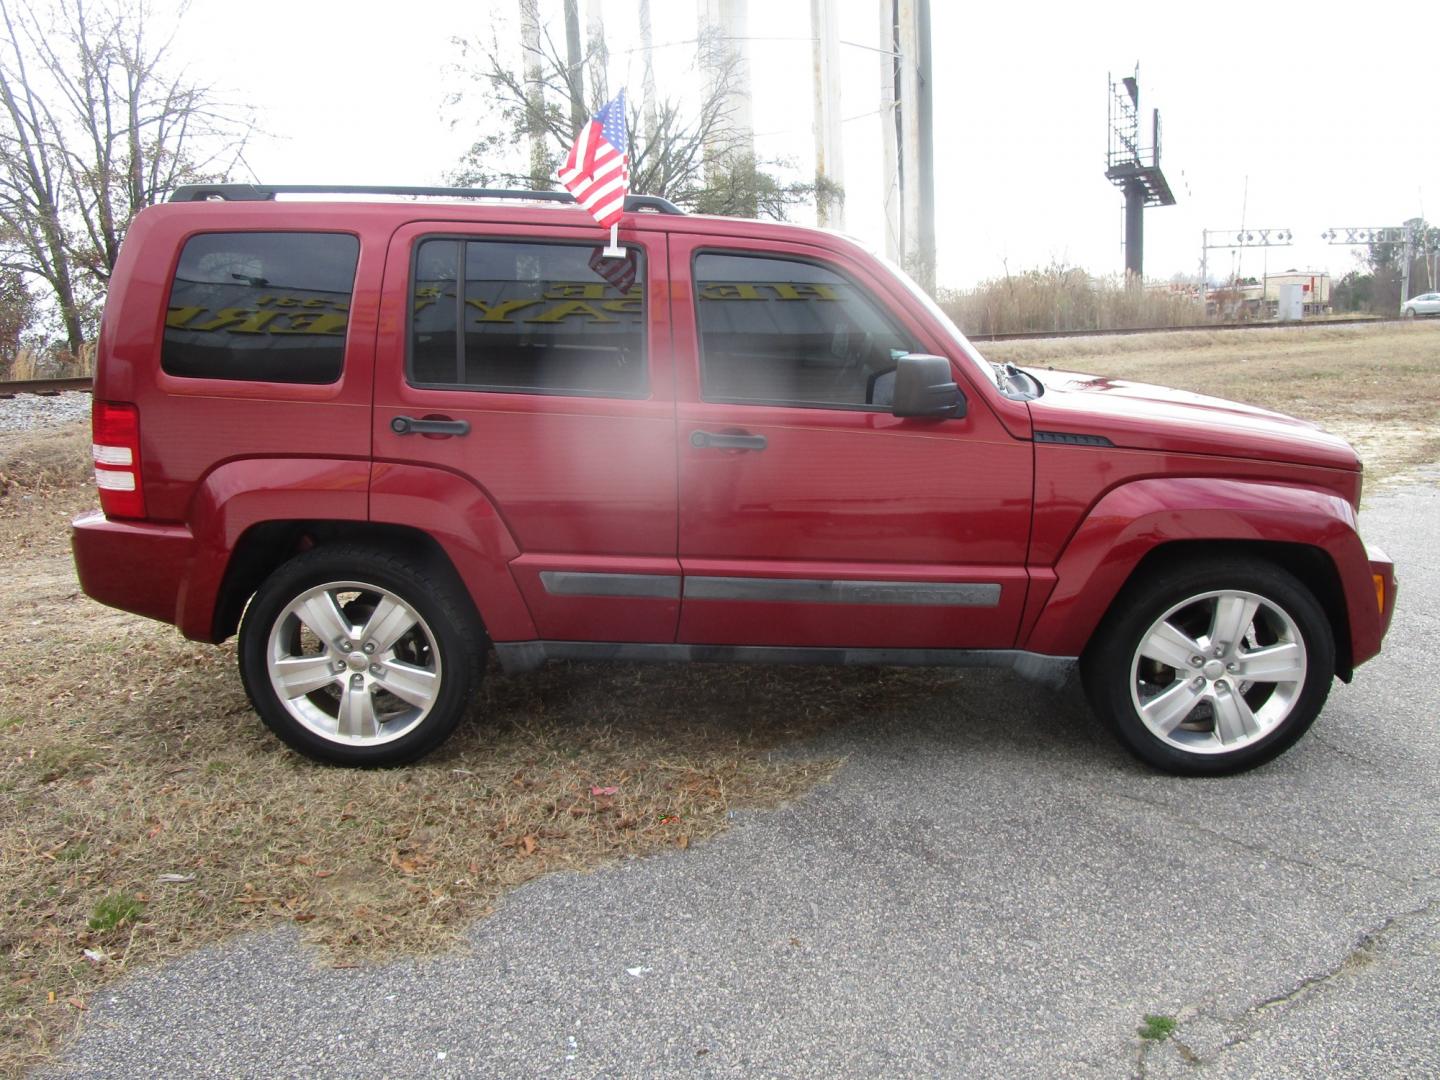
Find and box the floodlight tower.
[1105,66,1176,280]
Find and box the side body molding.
[368,462,535,641]
[1020,477,1380,660]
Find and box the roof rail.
[167,184,684,215]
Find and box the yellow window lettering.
[165,306,206,328]
[302,298,328,308]
[600,298,641,315]
[271,312,348,335]
[525,301,616,324]
[465,298,544,322]
[700,283,766,301]
[272,296,303,307]
[769,282,839,301]
[546,282,607,300]
[190,308,284,333]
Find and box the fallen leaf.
[156,873,195,883]
[67,997,85,1011]
[677,835,690,850]
[519,835,537,856]
[590,786,620,797]
[314,870,334,879]
[293,913,316,924]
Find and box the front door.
[372,220,679,642]
[670,235,1033,650]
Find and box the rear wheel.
[238,545,485,766]
[1082,557,1335,775]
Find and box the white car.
[1401,292,1440,317]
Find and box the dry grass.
[984,320,1440,485]
[3,343,95,382]
[2,323,1438,1073]
[941,264,1205,336]
[0,447,957,1075]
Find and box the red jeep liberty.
[71,185,1396,774]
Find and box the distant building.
[1206,271,1330,319]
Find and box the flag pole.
[603,222,623,259]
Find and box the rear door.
[670,234,1033,650]
[372,220,679,642]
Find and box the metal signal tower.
[1105,66,1176,280]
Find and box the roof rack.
[167,184,684,215]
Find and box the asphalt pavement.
[42,474,1440,1079]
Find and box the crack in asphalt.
[1124,893,1439,1076]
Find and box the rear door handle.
[690,430,767,451]
[391,415,470,436]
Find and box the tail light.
[92,402,146,519]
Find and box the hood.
[1023,368,1360,471]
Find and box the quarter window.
[162,232,359,383]
[409,239,646,397]
[694,252,916,408]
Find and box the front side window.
[163,231,359,383]
[694,252,916,409]
[410,239,646,397]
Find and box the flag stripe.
[557,90,630,232]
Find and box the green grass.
[87,892,145,932]
[1138,1014,1177,1041]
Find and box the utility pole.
[811,0,844,228]
[698,0,755,161]
[895,0,934,291]
[563,0,585,133]
[878,0,901,262]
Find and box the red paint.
[72,195,1392,689]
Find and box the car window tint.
[409,239,646,398]
[694,252,915,409]
[162,232,359,383]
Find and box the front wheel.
[1403,307,1416,318]
[238,545,485,766]
[1082,558,1335,775]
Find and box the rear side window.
[694,252,915,409]
[162,232,360,383]
[410,238,645,398]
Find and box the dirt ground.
[1,319,1437,1075]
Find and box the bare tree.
[448,19,822,220]
[0,0,250,354]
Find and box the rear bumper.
[71,509,197,631]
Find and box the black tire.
[1081,557,1335,776]
[238,544,485,766]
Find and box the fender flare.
[179,457,369,640]
[1020,477,1373,658]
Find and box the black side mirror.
[891,354,966,419]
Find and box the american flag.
[558,90,629,229]
[589,246,637,293]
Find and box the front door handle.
[690,430,767,451]
[391,415,470,437]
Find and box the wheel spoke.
[376,660,438,711]
[1235,641,1305,684]
[336,680,380,740]
[1209,595,1259,653]
[295,591,353,647]
[1140,679,1206,736]
[1212,685,1261,745]
[272,654,339,699]
[1140,620,1203,670]
[361,595,417,655]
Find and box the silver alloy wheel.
[265,580,442,747]
[1128,588,1308,755]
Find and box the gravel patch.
[0,390,92,434]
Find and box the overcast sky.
[172,0,1439,291]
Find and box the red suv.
[71,185,1396,774]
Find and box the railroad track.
[0,317,1410,396]
[0,375,93,397]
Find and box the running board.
[492,642,1076,690]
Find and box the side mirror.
[891,354,966,419]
